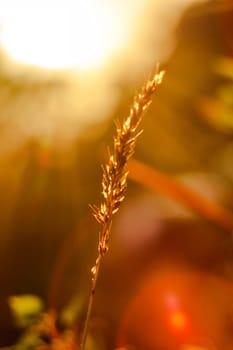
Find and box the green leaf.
[8,294,44,328]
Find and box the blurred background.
[0,0,233,349]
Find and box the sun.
[0,0,124,70]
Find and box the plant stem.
[80,66,164,350]
[80,220,112,350]
[80,255,102,350]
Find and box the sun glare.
[0,0,124,70]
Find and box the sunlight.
[0,0,124,70]
[169,310,187,331]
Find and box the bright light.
[181,346,209,350]
[0,0,124,70]
[169,311,187,331]
[165,292,188,333]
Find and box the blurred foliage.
[198,57,233,133]
[8,295,44,328]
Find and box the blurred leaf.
[213,57,233,80]
[198,57,233,133]
[217,85,233,106]
[60,296,84,327]
[8,295,44,328]
[199,97,233,133]
[14,332,44,350]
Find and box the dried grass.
[80,65,164,350]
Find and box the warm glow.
[181,346,208,350]
[0,0,125,70]
[169,311,187,331]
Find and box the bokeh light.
[0,0,125,70]
[1,0,192,72]
[117,266,233,349]
[165,293,188,333]
[0,0,207,150]
[169,310,188,332]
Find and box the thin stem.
[81,220,111,350]
[80,255,102,350]
[80,67,164,350]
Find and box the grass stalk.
[80,66,165,350]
